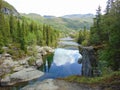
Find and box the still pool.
[38,48,82,81]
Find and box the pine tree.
[4,17,11,45]
[20,19,26,51]
[90,6,102,45]
[93,0,120,71]
[9,14,17,42]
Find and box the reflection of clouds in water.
[53,48,82,66]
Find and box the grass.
[63,71,120,85]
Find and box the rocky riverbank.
[0,46,54,86]
[21,79,100,90]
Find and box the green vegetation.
[64,71,120,85]
[90,0,120,71]
[77,0,120,71]
[28,56,36,65]
[76,1,120,87]
[21,13,94,33]
[77,27,90,46]
[0,0,59,58]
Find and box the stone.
[10,68,44,80]
[1,76,10,86]
[22,79,100,90]
[78,46,98,77]
[22,79,59,90]
[3,59,15,67]
[36,53,42,59]
[13,66,24,72]
[35,59,43,67]
[1,68,44,86]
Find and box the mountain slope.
[22,13,94,32]
[2,0,19,16]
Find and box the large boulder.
[78,46,98,77]
[1,68,44,86]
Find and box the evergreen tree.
[90,6,102,45]
[20,19,26,51]
[9,14,17,42]
[90,0,120,71]
[4,17,11,45]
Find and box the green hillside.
[21,13,94,32]
[0,0,60,55]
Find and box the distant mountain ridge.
[22,13,94,31]
[62,13,95,19]
[43,15,56,19]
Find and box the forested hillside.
[0,0,59,54]
[22,13,94,32]
[78,0,120,71]
[90,0,120,71]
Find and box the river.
[38,37,82,81]
[0,37,82,90]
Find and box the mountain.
[2,0,19,16]
[43,15,56,19]
[1,0,94,32]
[22,13,94,32]
[62,14,95,19]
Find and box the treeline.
[0,0,59,53]
[78,0,120,71]
[77,27,90,46]
[90,0,120,71]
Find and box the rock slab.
[1,68,44,86]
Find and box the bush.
[28,57,36,65]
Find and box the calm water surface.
[0,37,82,90]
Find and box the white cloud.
[5,0,107,16]
[53,48,82,66]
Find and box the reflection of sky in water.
[49,48,82,77]
[53,48,82,66]
[38,48,82,81]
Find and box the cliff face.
[1,7,19,16]
[78,46,99,77]
[1,1,19,16]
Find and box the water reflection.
[49,48,82,77]
[38,48,82,81]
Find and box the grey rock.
[13,66,24,72]
[22,79,100,90]
[78,46,98,77]
[35,59,43,67]
[22,79,59,90]
[43,46,54,53]
[36,53,42,59]
[10,68,44,80]
[1,76,10,86]
[19,57,30,65]
[1,68,44,86]
[3,59,15,67]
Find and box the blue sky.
[5,0,108,16]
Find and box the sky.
[5,0,108,17]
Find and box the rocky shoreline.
[21,79,100,90]
[0,46,54,86]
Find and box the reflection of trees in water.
[39,54,53,72]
